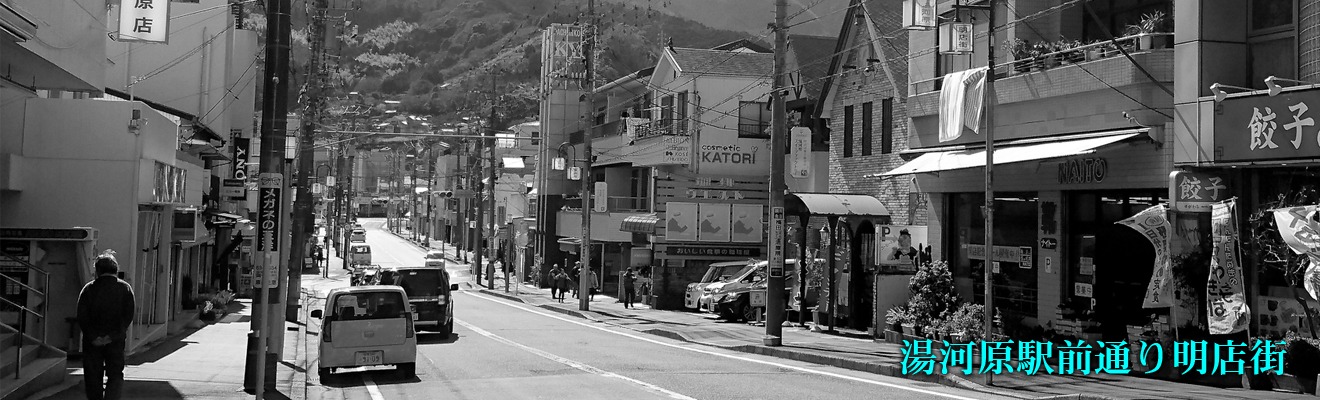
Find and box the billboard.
[541,24,587,95]
[875,225,929,272]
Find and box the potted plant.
[944,303,986,343]
[1058,39,1085,64]
[1032,41,1058,70]
[884,305,911,343]
[1002,38,1032,74]
[1125,10,1168,50]
[901,261,960,338]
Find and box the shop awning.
[872,129,1148,177]
[619,214,661,234]
[786,193,890,217]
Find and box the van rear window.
[331,292,406,320]
[353,246,370,254]
[396,270,444,297]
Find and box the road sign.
[768,206,785,277]
[750,290,767,308]
[257,173,283,252]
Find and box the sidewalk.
[29,298,309,400]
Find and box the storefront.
[884,127,1174,335]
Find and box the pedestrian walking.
[548,264,563,299]
[569,263,581,299]
[77,250,135,400]
[622,268,637,308]
[554,268,571,303]
[586,268,600,301]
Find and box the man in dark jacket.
[77,251,136,400]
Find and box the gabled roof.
[710,39,773,53]
[667,47,774,78]
[790,35,839,101]
[816,0,909,120]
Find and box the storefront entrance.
[950,192,1040,322]
[1065,190,1167,339]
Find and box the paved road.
[303,218,1011,400]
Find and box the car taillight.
[437,295,447,305]
[323,321,332,342]
[405,314,415,338]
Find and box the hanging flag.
[1271,205,1320,300]
[1116,204,1174,308]
[1208,200,1249,334]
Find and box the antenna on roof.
[667,37,674,52]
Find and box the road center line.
[461,292,984,400]
[454,318,696,400]
[363,374,385,400]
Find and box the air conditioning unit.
[173,209,205,242]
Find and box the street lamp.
[1265,76,1319,97]
[1209,83,1253,103]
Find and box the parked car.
[348,243,372,266]
[350,264,380,286]
[424,250,446,268]
[698,263,762,312]
[685,260,755,310]
[349,228,367,243]
[709,259,815,322]
[312,285,417,379]
[377,266,458,337]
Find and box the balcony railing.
[562,196,650,212]
[593,120,624,138]
[634,119,690,141]
[909,33,1173,95]
[738,122,770,138]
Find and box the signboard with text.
[1170,171,1229,212]
[222,179,245,200]
[669,246,762,258]
[1215,88,1320,162]
[540,24,587,94]
[790,127,812,178]
[117,0,170,43]
[257,173,283,252]
[232,137,250,180]
[768,206,785,277]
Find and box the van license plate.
[355,351,383,366]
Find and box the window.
[676,91,689,134]
[738,101,770,138]
[661,95,674,127]
[1080,0,1173,42]
[881,98,893,154]
[331,292,407,320]
[949,192,1039,321]
[861,102,873,156]
[530,131,540,146]
[1247,0,1296,88]
[843,105,854,157]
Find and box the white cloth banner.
[1208,200,1249,334]
[1271,205,1320,300]
[1115,204,1174,308]
[937,67,988,143]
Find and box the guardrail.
[0,251,50,378]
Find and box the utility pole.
[486,71,500,290]
[456,138,469,263]
[579,0,596,312]
[246,0,291,396]
[764,0,788,347]
[474,124,487,286]
[288,0,328,323]
[982,0,998,363]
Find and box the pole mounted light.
[1266,76,1319,97]
[1209,83,1253,103]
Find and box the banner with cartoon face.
[698,203,732,243]
[665,202,698,242]
[730,204,764,243]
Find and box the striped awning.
[619,214,661,234]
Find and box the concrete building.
[885,0,1175,336]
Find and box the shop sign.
[701,144,759,165]
[1075,282,1094,298]
[902,0,936,30]
[541,24,586,93]
[1057,157,1107,184]
[116,0,170,43]
[1039,237,1058,250]
[697,135,770,176]
[768,206,785,277]
[967,244,1022,263]
[593,182,608,213]
[1169,171,1229,212]
[257,173,283,252]
[876,225,928,271]
[1018,246,1033,268]
[222,179,245,200]
[0,228,95,241]
[790,127,812,178]
[153,162,187,204]
[669,246,761,257]
[1215,88,1320,162]
[232,137,250,180]
[662,135,692,165]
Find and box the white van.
[312,286,418,378]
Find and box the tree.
[1248,186,1320,338]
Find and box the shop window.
[948,192,1039,321]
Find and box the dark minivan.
[377,266,458,337]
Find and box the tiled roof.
[669,47,775,77]
[790,35,839,100]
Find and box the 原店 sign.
[117,0,170,43]
[1215,87,1320,162]
[1169,170,1229,212]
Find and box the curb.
[291,291,309,400]
[477,289,600,322]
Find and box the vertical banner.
[1115,204,1173,308]
[117,0,170,43]
[790,127,812,178]
[698,203,732,243]
[1208,200,1249,334]
[768,207,785,277]
[665,202,698,242]
[1272,205,1320,300]
[593,182,608,213]
[730,204,764,243]
[232,136,250,180]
